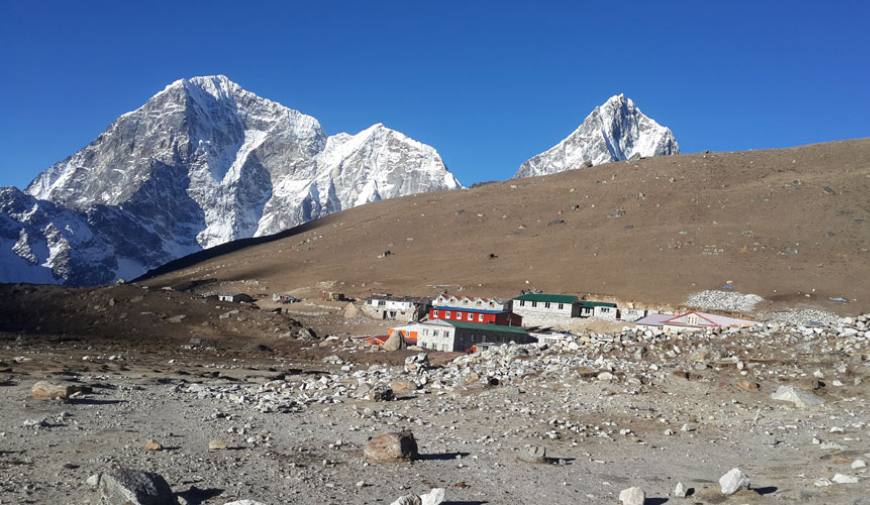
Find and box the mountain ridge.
[2,75,461,285]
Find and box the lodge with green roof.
[397,318,535,352]
[512,292,620,321]
[513,292,582,318]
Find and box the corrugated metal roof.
[432,305,507,314]
[514,293,578,303]
[444,320,530,335]
[635,313,673,326]
[578,300,617,308]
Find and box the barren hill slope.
[141,139,870,314]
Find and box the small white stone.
[851,459,867,469]
[674,481,687,498]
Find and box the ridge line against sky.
[1,0,868,188]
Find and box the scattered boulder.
[619,486,645,505]
[674,481,688,498]
[367,385,395,401]
[383,332,405,352]
[94,467,175,505]
[31,381,89,400]
[770,385,824,408]
[297,327,317,340]
[143,439,163,451]
[388,379,417,396]
[404,353,430,374]
[517,446,547,464]
[832,473,859,484]
[364,431,418,463]
[390,495,422,505]
[388,488,444,505]
[208,439,227,451]
[421,488,445,505]
[736,379,760,392]
[719,467,750,495]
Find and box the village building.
[362,294,430,322]
[578,300,619,320]
[429,295,521,326]
[271,293,300,304]
[618,307,649,322]
[391,319,535,352]
[217,293,255,303]
[512,293,580,319]
[636,311,757,331]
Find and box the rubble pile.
[179,314,870,416]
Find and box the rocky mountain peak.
[514,94,678,178]
[4,76,461,285]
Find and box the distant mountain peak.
[5,76,461,285]
[514,94,678,178]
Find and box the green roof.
[514,293,578,304]
[578,300,617,308]
[445,320,529,335]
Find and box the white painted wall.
[417,323,457,352]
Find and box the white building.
[577,301,619,320]
[432,295,511,312]
[512,293,580,319]
[636,311,756,332]
[413,319,535,353]
[362,294,429,321]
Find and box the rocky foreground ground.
[2,313,870,504]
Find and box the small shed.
[272,293,300,304]
[217,293,255,303]
[578,300,619,320]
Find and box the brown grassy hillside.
[141,139,870,314]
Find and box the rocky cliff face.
[515,94,678,178]
[3,75,461,285]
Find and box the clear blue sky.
[1,1,868,188]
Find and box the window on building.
[478,314,484,322]
[558,303,563,309]
[531,301,537,308]
[445,311,451,318]
[545,302,551,308]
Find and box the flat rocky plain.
[2,285,869,504]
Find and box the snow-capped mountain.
[514,94,678,178]
[3,75,461,285]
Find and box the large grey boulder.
[95,468,176,505]
[382,332,405,352]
